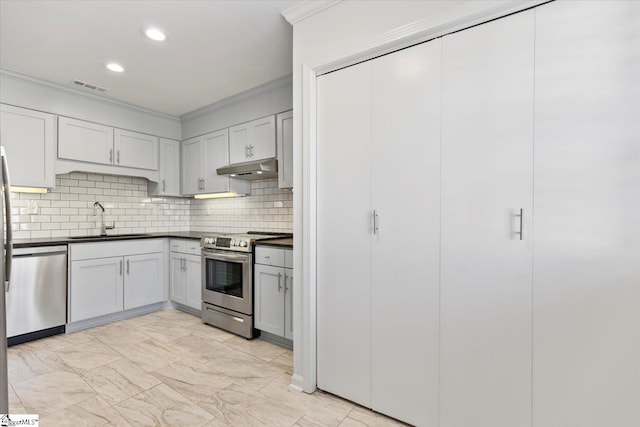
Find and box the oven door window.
[205,258,244,298]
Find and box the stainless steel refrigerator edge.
[1,146,13,413]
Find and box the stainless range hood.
[216,158,278,180]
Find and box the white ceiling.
[0,0,296,117]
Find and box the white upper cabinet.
[58,116,159,173]
[113,128,158,170]
[532,3,640,426]
[229,115,276,164]
[149,138,180,197]
[58,116,113,165]
[440,11,534,427]
[181,136,204,195]
[277,110,293,189]
[0,104,56,188]
[202,129,231,193]
[180,129,249,196]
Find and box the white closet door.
[440,10,534,427]
[533,3,640,426]
[317,61,372,407]
[370,40,441,426]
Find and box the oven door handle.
[202,250,250,263]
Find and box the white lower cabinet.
[254,247,293,340]
[70,256,124,322]
[69,240,165,323]
[123,253,164,310]
[169,239,202,311]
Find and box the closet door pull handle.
[519,208,524,241]
[373,210,379,234]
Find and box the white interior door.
[316,61,372,407]
[440,11,534,427]
[370,39,442,426]
[533,3,640,426]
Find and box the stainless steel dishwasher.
[6,245,67,346]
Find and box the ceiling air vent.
[71,79,109,93]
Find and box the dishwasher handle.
[12,246,67,257]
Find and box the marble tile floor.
[7,309,407,427]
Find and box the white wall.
[0,70,181,139]
[180,74,292,139]
[285,0,544,394]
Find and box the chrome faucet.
[93,201,115,236]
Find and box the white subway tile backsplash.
[11,175,292,239]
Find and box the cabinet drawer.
[170,239,201,256]
[255,246,285,267]
[285,249,293,269]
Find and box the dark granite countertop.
[254,237,293,249]
[13,231,206,249]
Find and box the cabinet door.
[58,117,113,165]
[113,128,158,170]
[254,264,285,336]
[0,104,56,188]
[317,60,372,407]
[533,3,640,426]
[184,254,202,310]
[229,115,276,164]
[157,138,181,196]
[202,129,231,193]
[123,252,164,310]
[181,136,203,195]
[370,39,441,426]
[70,256,123,322]
[248,115,276,161]
[440,11,534,427]
[277,110,293,189]
[284,268,293,340]
[169,253,186,304]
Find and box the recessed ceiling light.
[144,27,167,41]
[106,63,124,73]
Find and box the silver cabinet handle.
[119,260,123,275]
[1,147,13,291]
[264,255,270,259]
[126,259,130,274]
[277,272,282,291]
[117,150,120,164]
[284,273,291,293]
[183,257,187,271]
[162,179,166,192]
[245,145,249,158]
[519,208,524,241]
[109,149,113,163]
[249,145,254,157]
[373,210,379,234]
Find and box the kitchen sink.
[68,233,152,240]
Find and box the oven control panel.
[201,236,251,252]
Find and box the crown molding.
[281,1,343,25]
[180,73,293,121]
[0,68,180,121]
[312,0,548,75]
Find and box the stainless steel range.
[200,232,289,338]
